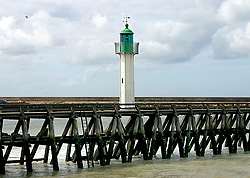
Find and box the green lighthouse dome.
[120,24,134,35]
[119,23,134,53]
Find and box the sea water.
[1,118,250,178]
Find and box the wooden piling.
[0,101,249,174]
[47,107,59,171]
[0,117,5,174]
[185,115,192,157]
[71,109,83,169]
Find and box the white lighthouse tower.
[115,18,139,106]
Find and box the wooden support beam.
[44,129,49,163]
[20,117,30,165]
[71,107,83,169]
[128,115,139,162]
[240,113,248,151]
[166,115,174,159]
[217,112,226,154]
[47,107,59,171]
[94,115,106,166]
[106,115,117,165]
[20,108,32,172]
[233,113,240,153]
[191,114,200,156]
[201,113,209,156]
[31,119,49,159]
[139,116,148,160]
[56,119,72,155]
[65,125,73,162]
[149,115,157,160]
[4,119,22,162]
[117,115,127,163]
[208,113,218,155]
[0,117,5,174]
[157,115,167,159]
[163,115,173,154]
[1,102,250,172]
[175,114,184,158]
[225,114,233,153]
[185,115,192,157]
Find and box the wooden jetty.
[0,97,250,174]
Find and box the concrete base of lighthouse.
[119,53,135,107]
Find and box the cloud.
[91,13,108,28]
[217,0,250,23]
[0,0,249,72]
[0,16,36,55]
[212,23,250,59]
[0,11,72,65]
[82,66,102,82]
[139,18,219,64]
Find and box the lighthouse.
[115,19,139,106]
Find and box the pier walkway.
[0,97,250,174]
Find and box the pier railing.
[1,101,250,174]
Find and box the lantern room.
[120,24,134,53]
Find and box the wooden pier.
[0,97,250,174]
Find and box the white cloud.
[139,18,219,64]
[91,13,108,28]
[82,66,102,82]
[0,0,249,97]
[217,0,250,23]
[0,16,36,55]
[212,23,250,59]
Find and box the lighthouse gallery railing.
[114,42,139,54]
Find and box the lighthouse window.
[122,78,123,83]
[121,34,133,42]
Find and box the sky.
[0,0,250,97]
